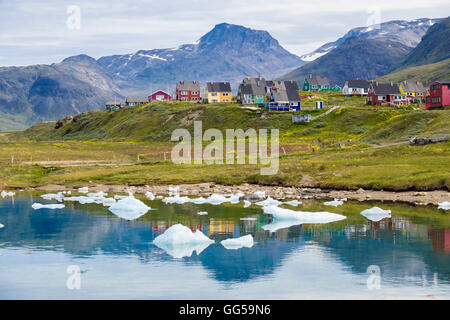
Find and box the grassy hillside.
[376,58,450,85]
[1,101,448,191]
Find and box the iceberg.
[240,217,257,221]
[262,220,302,232]
[78,187,89,194]
[243,200,251,208]
[438,201,450,210]
[87,191,108,197]
[221,235,254,250]
[255,196,282,207]
[145,191,155,200]
[162,194,192,204]
[360,207,392,222]
[284,200,302,207]
[168,186,179,196]
[0,223,4,229]
[153,224,214,258]
[114,195,128,200]
[262,205,346,224]
[197,211,208,215]
[324,198,346,207]
[41,192,64,202]
[32,203,65,210]
[108,194,150,220]
[1,191,15,198]
[254,190,266,198]
[156,195,163,199]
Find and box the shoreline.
[27,183,450,206]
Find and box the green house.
[303,75,330,91]
[238,76,271,105]
[330,85,341,91]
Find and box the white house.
[342,80,371,96]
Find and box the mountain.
[300,18,440,63]
[389,16,450,72]
[281,37,412,86]
[376,58,450,85]
[97,23,303,93]
[0,55,123,128]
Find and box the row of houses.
[341,79,449,108]
[106,76,302,111]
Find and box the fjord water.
[0,193,449,299]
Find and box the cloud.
[0,0,448,66]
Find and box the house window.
[192,97,198,101]
[181,91,188,95]
[212,99,218,103]
[192,91,198,95]
[222,92,229,96]
[432,84,441,90]
[432,96,441,104]
[211,93,218,96]
[223,99,229,102]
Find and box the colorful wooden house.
[125,98,148,107]
[303,75,330,91]
[342,80,371,96]
[399,81,426,104]
[149,90,172,102]
[176,81,201,101]
[105,100,123,111]
[205,82,232,103]
[366,82,407,106]
[426,80,450,109]
[237,76,270,105]
[265,80,301,111]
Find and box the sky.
[0,0,448,66]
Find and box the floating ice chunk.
[163,194,192,204]
[168,186,179,196]
[263,205,346,223]
[156,195,163,199]
[255,196,282,207]
[360,207,391,222]
[145,191,155,200]
[240,217,257,221]
[254,190,266,198]
[101,197,116,207]
[108,195,150,220]
[32,203,65,210]
[284,200,302,207]
[221,235,254,250]
[0,223,4,229]
[114,195,128,200]
[1,191,15,198]
[41,192,64,202]
[243,200,251,208]
[153,224,214,258]
[197,211,208,215]
[228,193,244,204]
[78,187,89,194]
[438,201,450,210]
[87,191,107,197]
[190,197,208,204]
[262,220,304,232]
[324,198,345,207]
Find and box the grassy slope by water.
[0,100,449,191]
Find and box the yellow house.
[205,82,232,103]
[398,81,426,98]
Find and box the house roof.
[126,98,148,103]
[346,79,371,89]
[176,81,200,91]
[149,90,171,96]
[401,81,426,93]
[435,80,450,85]
[106,101,122,106]
[270,81,300,102]
[239,77,267,96]
[306,75,329,86]
[371,82,401,95]
[206,82,231,92]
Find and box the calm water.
[0,192,449,299]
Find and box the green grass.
[1,101,449,191]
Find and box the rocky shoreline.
[33,183,450,206]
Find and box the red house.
[426,81,450,109]
[366,82,406,106]
[149,90,172,102]
[176,81,201,101]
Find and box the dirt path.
[311,106,340,121]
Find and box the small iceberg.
[108,194,150,220]
[262,205,346,224]
[41,192,64,202]
[153,224,214,258]
[168,186,179,196]
[221,235,254,250]
[197,211,208,215]
[78,187,89,194]
[254,190,266,198]
[438,201,450,210]
[240,217,257,221]
[0,223,4,229]
[284,200,302,207]
[255,196,282,207]
[114,195,128,200]
[243,200,251,208]
[32,203,65,210]
[360,207,392,222]
[324,198,346,207]
[87,191,107,197]
[1,191,15,198]
[145,191,155,200]
[262,220,303,232]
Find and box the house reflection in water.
[429,228,450,253]
[208,218,235,236]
